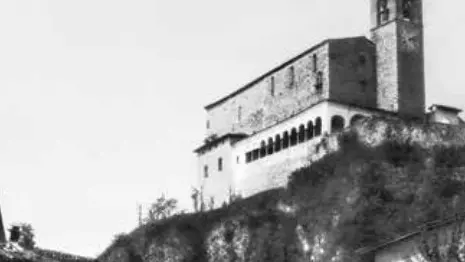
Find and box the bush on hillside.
[287,130,465,259]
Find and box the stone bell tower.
[370,0,425,119]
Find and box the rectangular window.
[315,71,323,92]
[204,165,209,178]
[270,76,275,96]
[312,54,318,72]
[287,66,295,88]
[246,152,252,163]
[218,158,223,171]
[252,149,260,161]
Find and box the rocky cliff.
[98,116,465,262]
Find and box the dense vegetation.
[98,117,465,261]
[288,130,465,260]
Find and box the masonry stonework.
[373,22,399,113]
[371,0,425,119]
[205,43,330,139]
[397,20,425,118]
[328,37,377,109]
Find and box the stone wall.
[370,0,425,119]
[328,37,377,109]
[205,36,382,141]
[397,20,425,118]
[373,21,399,114]
[206,43,330,139]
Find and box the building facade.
[194,0,461,206]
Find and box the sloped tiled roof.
[204,36,373,110]
[35,248,95,262]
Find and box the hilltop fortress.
[194,0,464,205]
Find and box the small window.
[290,128,298,146]
[270,76,275,96]
[204,165,209,178]
[246,152,252,163]
[315,71,323,92]
[275,134,282,152]
[298,124,306,143]
[236,156,239,164]
[307,121,314,140]
[218,158,223,171]
[260,140,267,158]
[314,117,322,137]
[206,120,210,129]
[331,115,345,133]
[287,66,295,89]
[283,131,290,149]
[267,138,274,155]
[312,54,318,72]
[252,149,260,160]
[359,53,367,66]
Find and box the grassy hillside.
[97,116,465,262]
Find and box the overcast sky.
[0,0,463,257]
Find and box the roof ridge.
[204,35,370,110]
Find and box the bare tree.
[137,203,143,226]
[208,196,215,210]
[228,187,242,204]
[191,187,200,212]
[145,194,179,223]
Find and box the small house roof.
[428,104,463,114]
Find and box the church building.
[194,0,463,206]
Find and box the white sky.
[0,0,463,258]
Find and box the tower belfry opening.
[378,0,390,24]
[402,0,413,20]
